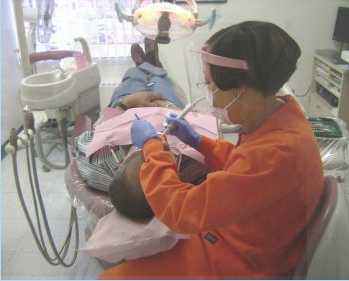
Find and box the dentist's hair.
[205,21,301,96]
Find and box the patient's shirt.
[86,107,218,160]
[75,107,216,192]
[75,131,131,192]
[76,135,209,192]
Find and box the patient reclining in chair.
[74,39,214,220]
[70,40,220,264]
[75,105,216,194]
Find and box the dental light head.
[115,0,216,44]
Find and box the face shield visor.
[183,42,209,113]
[183,43,248,113]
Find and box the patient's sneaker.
[144,37,163,68]
[131,43,146,66]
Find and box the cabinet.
[307,50,349,126]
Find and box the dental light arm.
[196,8,216,29]
[180,0,198,18]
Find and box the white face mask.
[206,88,241,125]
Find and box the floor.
[1,143,106,280]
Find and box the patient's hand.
[153,99,168,107]
[122,92,166,108]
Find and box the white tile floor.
[1,146,106,279]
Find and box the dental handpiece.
[163,96,206,135]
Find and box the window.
[23,0,152,59]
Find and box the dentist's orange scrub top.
[99,96,323,279]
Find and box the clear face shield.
[183,42,211,114]
[183,43,249,114]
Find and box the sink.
[21,62,101,116]
[24,71,67,85]
[21,70,77,110]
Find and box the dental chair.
[66,114,114,219]
[65,113,193,267]
[293,175,349,279]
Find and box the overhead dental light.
[115,0,216,44]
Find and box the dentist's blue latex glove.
[165,112,201,149]
[131,120,159,148]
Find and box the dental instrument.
[108,143,122,164]
[163,96,206,135]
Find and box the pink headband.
[191,48,248,70]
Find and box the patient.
[76,39,190,193]
[76,38,185,188]
[109,146,209,221]
[75,107,212,194]
[75,39,210,213]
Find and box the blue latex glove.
[131,120,159,148]
[165,112,201,149]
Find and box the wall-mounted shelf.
[307,49,349,126]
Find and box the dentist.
[99,21,323,279]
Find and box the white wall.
[1,0,24,146]
[158,0,349,109]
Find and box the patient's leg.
[131,43,146,66]
[144,37,163,68]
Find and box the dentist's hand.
[131,120,159,148]
[165,112,201,149]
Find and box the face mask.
[206,88,241,124]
